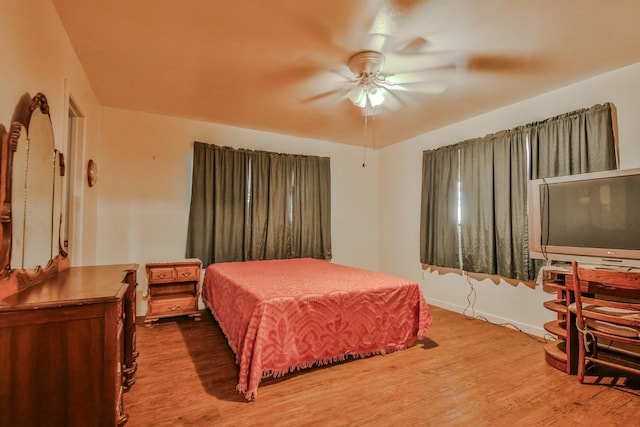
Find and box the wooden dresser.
[145,259,202,326]
[0,264,139,427]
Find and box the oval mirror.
[11,94,61,279]
[54,149,65,259]
[0,127,14,281]
[0,93,64,294]
[9,123,28,269]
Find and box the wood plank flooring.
[125,306,639,426]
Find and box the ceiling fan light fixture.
[367,86,385,107]
[348,83,386,108]
[348,85,367,107]
[347,50,389,110]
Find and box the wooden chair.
[570,261,640,383]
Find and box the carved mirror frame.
[0,93,66,294]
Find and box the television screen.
[542,175,640,251]
[528,168,640,268]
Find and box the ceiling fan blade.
[465,53,538,73]
[379,87,405,111]
[333,0,391,51]
[383,62,458,84]
[383,50,464,75]
[361,33,429,56]
[300,87,351,105]
[310,64,354,83]
[342,0,429,51]
[361,33,395,52]
[367,0,428,34]
[274,1,373,61]
[293,64,353,90]
[390,80,449,94]
[392,36,430,54]
[383,88,420,113]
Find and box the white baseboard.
[425,297,547,338]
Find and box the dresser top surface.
[0,263,138,310]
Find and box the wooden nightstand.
[145,259,202,326]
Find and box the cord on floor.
[461,270,552,344]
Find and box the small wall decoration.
[87,159,97,187]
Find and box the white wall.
[378,62,640,336]
[96,107,380,314]
[0,0,101,269]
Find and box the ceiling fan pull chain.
[362,108,369,168]
[373,106,377,151]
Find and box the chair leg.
[577,332,586,383]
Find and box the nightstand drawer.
[147,267,175,283]
[175,265,200,281]
[148,295,197,316]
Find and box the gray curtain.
[265,152,293,259]
[186,142,332,266]
[493,129,531,280]
[530,103,617,179]
[458,129,531,279]
[420,103,617,280]
[420,144,460,269]
[459,137,496,275]
[245,150,270,259]
[292,155,332,259]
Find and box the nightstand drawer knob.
[169,304,180,311]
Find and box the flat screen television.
[528,167,640,268]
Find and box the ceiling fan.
[299,0,466,116]
[296,0,533,116]
[342,38,460,114]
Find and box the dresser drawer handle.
[156,273,166,279]
[169,304,180,311]
[181,271,192,277]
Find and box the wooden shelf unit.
[543,319,567,338]
[540,267,577,374]
[144,259,202,326]
[541,265,640,376]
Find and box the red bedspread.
[202,258,432,399]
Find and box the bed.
[202,257,432,399]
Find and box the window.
[186,143,331,266]
[420,103,617,280]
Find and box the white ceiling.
[51,0,640,148]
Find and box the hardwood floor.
[125,306,639,426]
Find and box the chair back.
[570,261,640,382]
[573,264,640,293]
[571,261,640,329]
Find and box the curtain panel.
[186,142,331,267]
[530,103,617,179]
[419,144,460,269]
[420,103,617,281]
